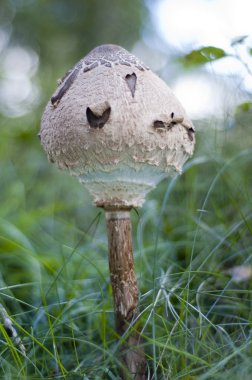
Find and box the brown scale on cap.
[51,45,148,107]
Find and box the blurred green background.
[0,0,150,305]
[0,1,251,379]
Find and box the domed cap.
[40,44,195,208]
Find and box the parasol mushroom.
[40,44,195,379]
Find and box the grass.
[0,118,251,379]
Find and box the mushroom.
[40,44,195,379]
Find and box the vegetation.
[0,1,251,379]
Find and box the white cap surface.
[40,44,195,208]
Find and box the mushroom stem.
[105,209,146,379]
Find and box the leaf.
[235,101,252,114]
[181,46,227,67]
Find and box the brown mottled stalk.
[105,209,146,380]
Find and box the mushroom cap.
[40,44,195,208]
